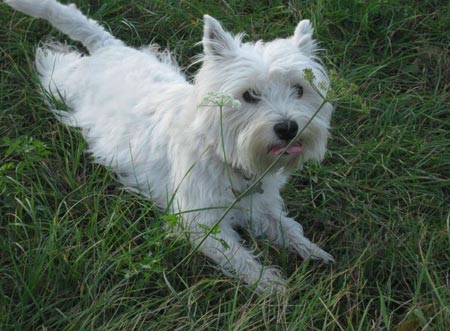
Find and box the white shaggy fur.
[6,0,335,293]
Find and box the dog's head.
[193,15,333,176]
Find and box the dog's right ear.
[292,19,317,55]
[203,15,237,59]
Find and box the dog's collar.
[232,166,252,181]
[213,149,264,198]
[229,165,264,199]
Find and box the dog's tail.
[5,0,123,53]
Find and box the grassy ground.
[1,0,449,330]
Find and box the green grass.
[1,0,449,330]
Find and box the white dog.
[6,0,334,293]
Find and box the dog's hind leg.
[34,43,83,103]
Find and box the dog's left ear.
[203,15,237,59]
[292,19,317,55]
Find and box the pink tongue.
[271,143,303,156]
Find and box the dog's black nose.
[273,120,298,141]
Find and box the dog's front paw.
[293,240,335,264]
[308,244,335,264]
[253,267,286,295]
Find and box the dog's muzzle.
[273,120,298,140]
[271,120,303,155]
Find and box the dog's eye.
[243,90,260,104]
[293,84,303,98]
